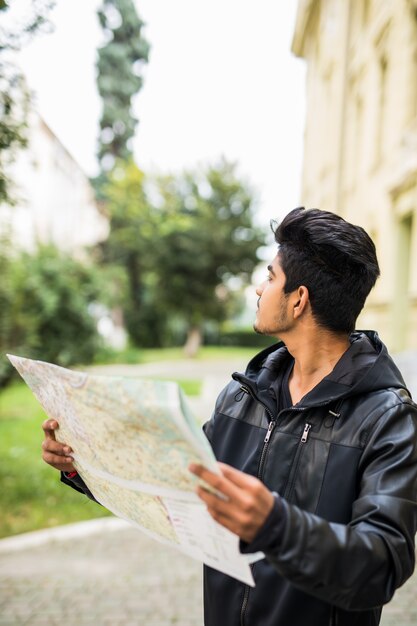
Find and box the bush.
[206,328,276,349]
[0,246,106,387]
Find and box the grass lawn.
[0,382,109,539]
[0,370,206,539]
[94,344,259,365]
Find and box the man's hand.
[41,419,75,472]
[189,462,274,543]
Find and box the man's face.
[253,254,293,337]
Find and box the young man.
[43,208,417,626]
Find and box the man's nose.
[256,283,264,297]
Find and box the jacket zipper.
[236,381,274,626]
[233,373,341,625]
[261,407,313,469]
[234,377,305,626]
[283,422,313,501]
[236,382,277,480]
[301,422,312,442]
[240,586,250,626]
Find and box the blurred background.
[0,0,416,539]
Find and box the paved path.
[1,352,416,625]
[0,518,416,626]
[0,520,203,625]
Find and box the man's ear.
[293,286,310,319]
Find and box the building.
[292,0,417,351]
[1,109,108,257]
[0,108,127,349]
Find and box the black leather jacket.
[203,331,417,626]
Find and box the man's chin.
[253,321,265,335]
[253,321,282,339]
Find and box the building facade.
[1,109,108,258]
[292,0,417,351]
[0,110,127,349]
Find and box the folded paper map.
[8,354,259,586]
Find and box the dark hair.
[273,207,380,333]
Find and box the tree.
[155,159,266,355]
[93,1,152,340]
[96,0,150,175]
[0,0,54,387]
[97,160,169,346]
[96,159,265,353]
[0,0,54,205]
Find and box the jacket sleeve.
[245,400,417,611]
[60,471,99,503]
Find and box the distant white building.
[0,108,127,349]
[2,109,108,257]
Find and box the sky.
[13,0,307,231]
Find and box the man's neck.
[283,327,351,405]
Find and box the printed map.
[8,354,257,586]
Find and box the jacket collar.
[238,331,407,409]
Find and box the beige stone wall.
[292,0,417,351]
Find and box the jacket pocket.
[283,433,331,513]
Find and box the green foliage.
[0,246,108,387]
[0,0,54,205]
[96,159,265,349]
[0,69,29,205]
[98,160,168,346]
[93,3,265,351]
[0,1,54,50]
[155,159,265,331]
[96,0,150,170]
[207,329,276,349]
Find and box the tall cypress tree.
[94,1,150,346]
[96,0,150,172]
